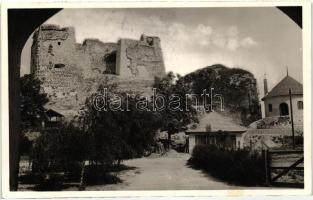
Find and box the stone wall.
[242,128,303,151]
[245,115,303,151]
[82,39,118,75]
[31,24,166,116]
[116,35,165,79]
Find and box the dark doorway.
[279,103,289,116]
[103,51,117,74]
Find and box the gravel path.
[85,150,241,190]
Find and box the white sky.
[21,7,302,99]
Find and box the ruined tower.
[116,34,165,79]
[31,24,166,115]
[31,24,84,100]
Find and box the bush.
[32,173,65,191]
[19,172,65,191]
[82,89,161,163]
[83,165,121,185]
[188,145,265,186]
[31,124,87,179]
[19,134,33,155]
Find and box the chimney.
[264,74,268,95]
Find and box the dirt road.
[85,150,240,190]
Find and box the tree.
[18,74,50,188]
[31,122,88,175]
[153,72,199,149]
[20,74,48,131]
[80,85,162,167]
[180,65,261,125]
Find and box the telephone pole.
[289,88,295,149]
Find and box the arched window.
[279,103,289,116]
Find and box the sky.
[21,7,302,99]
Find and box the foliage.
[181,64,261,125]
[20,74,49,131]
[153,72,199,132]
[83,165,122,185]
[80,85,162,166]
[19,134,32,155]
[31,123,88,175]
[188,145,265,186]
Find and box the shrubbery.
[28,123,88,189]
[31,123,88,175]
[28,88,162,189]
[83,165,122,185]
[188,145,265,186]
[82,87,162,164]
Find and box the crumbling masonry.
[31,24,166,115]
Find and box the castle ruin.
[31,24,166,115]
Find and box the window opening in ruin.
[54,63,65,68]
[58,42,61,45]
[48,44,54,55]
[146,37,154,46]
[103,51,117,74]
[48,61,53,69]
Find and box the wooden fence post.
[264,149,271,186]
[267,150,271,185]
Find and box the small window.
[297,101,303,110]
[48,61,53,69]
[268,104,273,112]
[54,63,65,68]
[146,37,154,46]
[48,44,53,54]
[58,42,61,45]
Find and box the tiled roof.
[262,76,302,100]
[186,111,247,133]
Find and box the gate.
[263,149,304,188]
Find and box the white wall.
[188,134,196,154]
[263,95,303,123]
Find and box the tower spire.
[286,65,289,77]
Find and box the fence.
[263,149,304,188]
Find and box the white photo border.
[1,0,311,198]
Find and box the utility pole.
[289,88,295,149]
